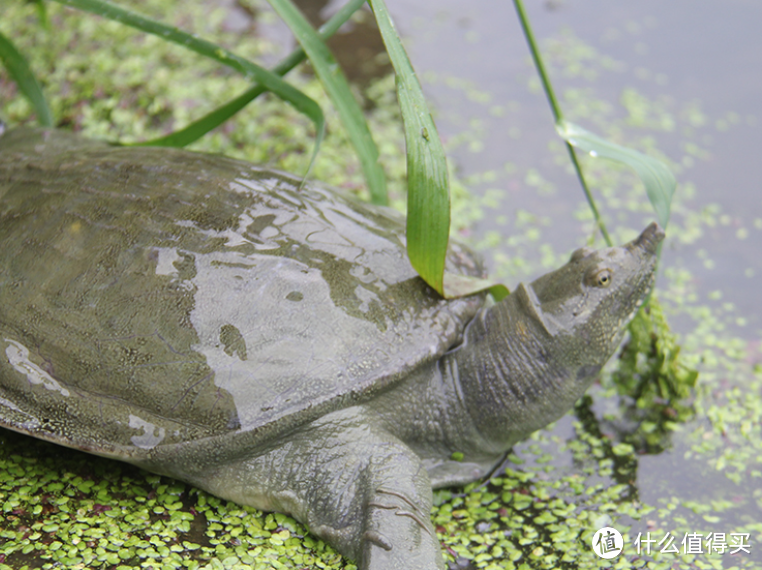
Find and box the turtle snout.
[631,222,665,255]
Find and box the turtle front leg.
[358,455,442,570]
[357,487,444,570]
[195,406,445,570]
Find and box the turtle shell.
[0,128,485,465]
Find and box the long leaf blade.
[130,87,262,148]
[267,0,387,204]
[0,31,53,127]
[557,120,676,228]
[369,0,507,299]
[51,0,325,169]
[134,0,367,148]
[368,0,449,294]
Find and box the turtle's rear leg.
[196,406,445,570]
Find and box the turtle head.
[526,221,664,366]
[450,223,664,452]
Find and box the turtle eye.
[585,268,612,288]
[595,270,612,287]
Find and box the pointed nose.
[630,222,665,255]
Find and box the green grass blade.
[266,0,387,205]
[369,0,506,298]
[557,120,676,229]
[134,0,366,148]
[513,0,611,245]
[32,0,51,29]
[130,88,263,148]
[50,0,325,168]
[513,0,675,238]
[0,31,53,127]
[368,0,448,294]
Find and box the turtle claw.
[362,530,393,551]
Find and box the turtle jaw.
[616,222,664,332]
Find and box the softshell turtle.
[0,128,664,570]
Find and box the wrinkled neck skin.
[371,283,607,487]
[443,283,605,452]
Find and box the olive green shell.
[0,128,484,462]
